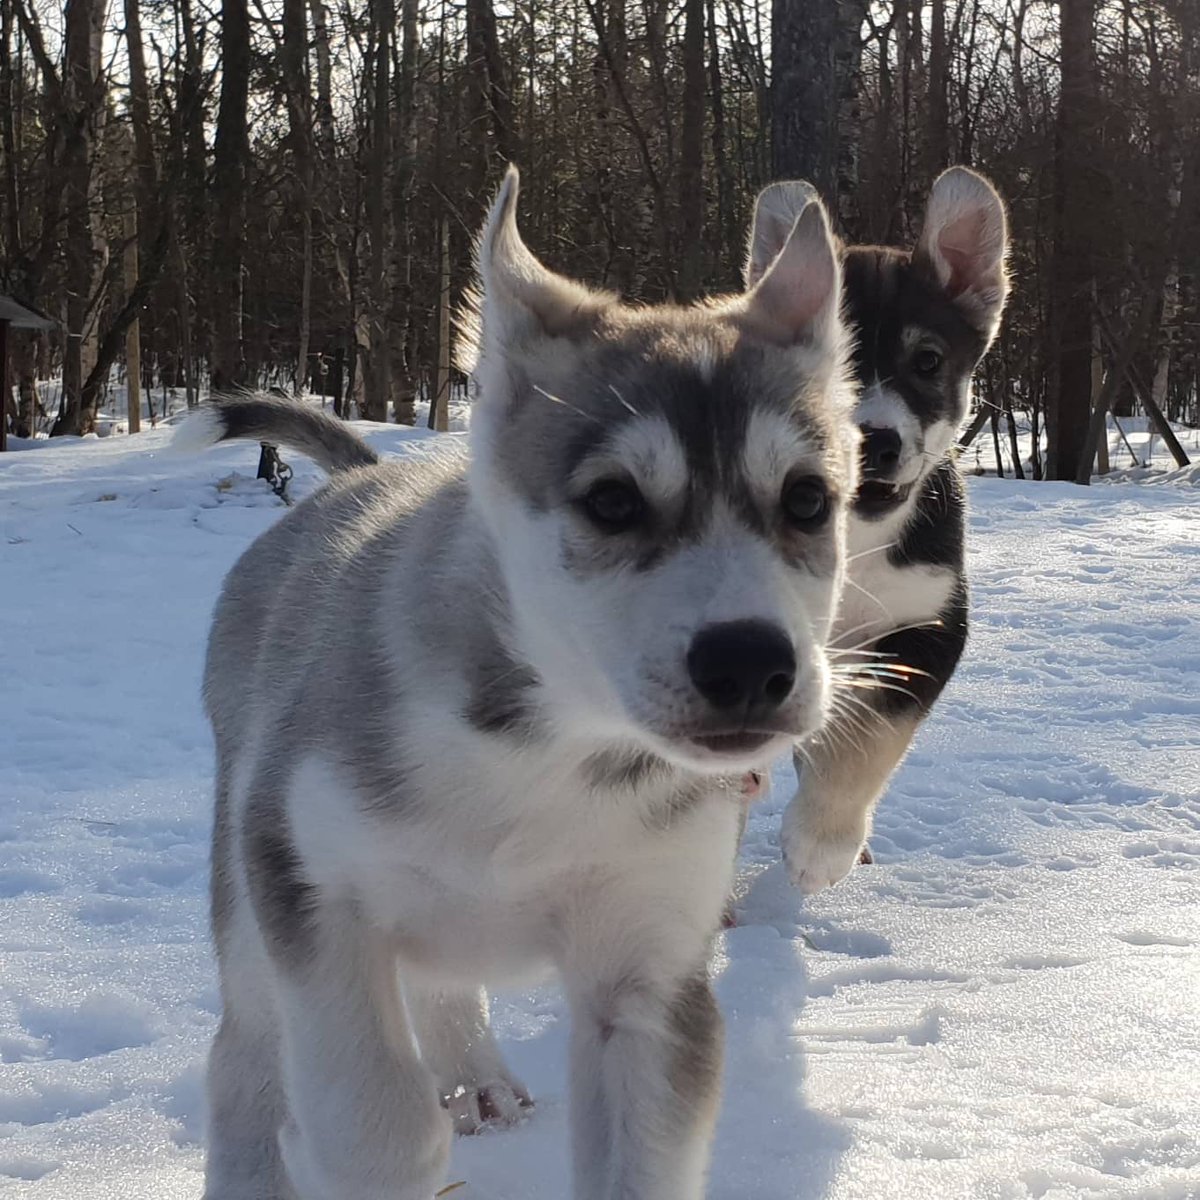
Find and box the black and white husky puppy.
[744,168,1009,893]
[187,169,860,1200]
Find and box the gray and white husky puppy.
[191,168,860,1200]
[744,167,1009,893]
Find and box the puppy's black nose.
[861,426,902,477]
[687,621,796,712]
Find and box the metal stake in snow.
[256,441,293,503]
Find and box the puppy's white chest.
[838,518,956,645]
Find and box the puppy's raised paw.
[781,820,867,895]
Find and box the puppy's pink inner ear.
[935,210,998,299]
[760,251,834,329]
[748,212,794,288]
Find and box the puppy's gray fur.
[196,168,858,1200]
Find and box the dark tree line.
[1,0,1196,480]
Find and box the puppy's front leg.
[269,900,450,1200]
[783,603,967,893]
[567,966,722,1200]
[560,813,735,1200]
[783,711,921,892]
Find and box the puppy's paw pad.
[782,829,866,895]
[443,1079,533,1135]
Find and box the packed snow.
[1,414,1198,1199]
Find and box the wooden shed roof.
[0,296,54,329]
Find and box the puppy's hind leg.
[204,771,292,1200]
[407,985,533,1135]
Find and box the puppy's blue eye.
[913,348,943,376]
[581,480,645,533]
[782,478,830,529]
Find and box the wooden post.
[124,195,142,433]
[1098,313,1191,469]
[332,346,345,419]
[958,404,991,450]
[0,318,9,452]
[432,215,451,433]
[1091,318,1107,474]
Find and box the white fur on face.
[740,409,829,506]
[922,414,959,466]
[572,414,690,511]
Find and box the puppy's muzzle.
[860,425,902,479]
[856,424,914,515]
[685,620,796,753]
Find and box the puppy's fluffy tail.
[173,393,380,475]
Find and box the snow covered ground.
[1,420,1198,1199]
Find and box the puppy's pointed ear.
[744,180,821,288]
[474,166,609,358]
[913,166,1009,342]
[742,196,842,347]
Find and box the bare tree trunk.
[1,319,8,450]
[1004,397,1024,480]
[676,0,705,301]
[362,0,393,422]
[391,0,419,425]
[310,0,355,392]
[471,0,517,165]
[14,334,41,438]
[431,216,450,433]
[124,0,157,245]
[771,0,837,193]
[54,0,106,435]
[925,0,950,177]
[832,0,869,233]
[124,168,141,433]
[124,0,156,430]
[1047,0,1098,480]
[211,0,250,391]
[1091,319,1107,475]
[771,0,868,215]
[175,230,196,408]
[0,0,21,266]
[282,0,313,394]
[310,0,335,162]
[707,0,735,278]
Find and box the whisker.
[835,678,922,705]
[831,662,932,682]
[846,542,899,563]
[844,576,888,614]
[531,385,602,425]
[829,690,900,737]
[830,616,946,656]
[608,384,640,417]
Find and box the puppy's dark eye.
[580,480,645,533]
[913,348,943,376]
[781,477,830,529]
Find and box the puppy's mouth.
[854,479,913,516]
[690,730,777,757]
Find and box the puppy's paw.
[442,1077,533,1136]
[781,816,867,895]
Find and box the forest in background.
[0,0,1196,480]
